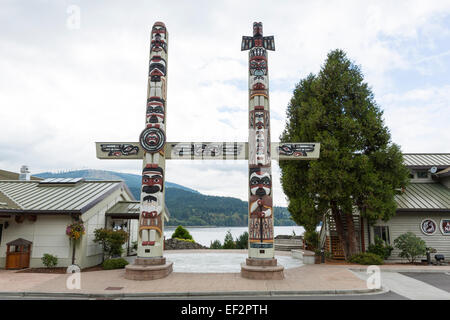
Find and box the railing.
[319,215,328,249]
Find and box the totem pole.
[242,22,276,260]
[136,21,169,259]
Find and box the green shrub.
[394,232,427,263]
[171,225,193,241]
[102,258,129,270]
[303,230,319,250]
[368,236,393,260]
[222,230,236,249]
[93,228,129,258]
[348,252,384,265]
[210,240,222,249]
[41,253,58,268]
[235,232,248,249]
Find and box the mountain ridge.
[35,169,296,226]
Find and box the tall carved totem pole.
[137,21,168,259]
[240,22,284,279]
[243,22,275,259]
[126,22,173,280]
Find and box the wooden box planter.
[5,238,32,270]
[314,255,321,264]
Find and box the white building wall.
[0,184,134,269]
[372,212,450,262]
[0,215,72,268]
[78,190,132,268]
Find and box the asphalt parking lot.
[400,272,450,293]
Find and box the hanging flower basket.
[66,221,85,240]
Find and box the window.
[373,226,390,244]
[417,171,428,179]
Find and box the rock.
[164,238,207,250]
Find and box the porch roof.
[105,201,170,221]
[106,201,140,219]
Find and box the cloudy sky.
[1,0,449,206]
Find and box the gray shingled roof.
[403,154,450,168]
[395,183,450,211]
[0,180,127,213]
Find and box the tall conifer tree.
[280,49,409,259]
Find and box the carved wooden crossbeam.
[95,142,320,160]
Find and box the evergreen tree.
[171,225,193,241]
[222,230,236,249]
[279,49,409,259]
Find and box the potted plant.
[314,249,324,264]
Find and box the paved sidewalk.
[0,251,372,298]
[2,250,449,298]
[349,264,450,273]
[352,270,450,300]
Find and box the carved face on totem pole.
[249,167,273,243]
[139,124,166,153]
[151,22,167,53]
[249,168,272,198]
[253,22,263,37]
[249,55,267,79]
[140,164,164,246]
[149,56,166,82]
[146,97,165,124]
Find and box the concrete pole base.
[125,257,173,280]
[240,258,285,280]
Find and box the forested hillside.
[36,169,296,226]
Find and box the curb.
[349,268,450,274]
[0,287,384,299]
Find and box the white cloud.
[381,85,450,153]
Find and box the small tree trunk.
[71,240,76,265]
[345,212,359,258]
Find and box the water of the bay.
[164,225,305,247]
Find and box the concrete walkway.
[1,250,450,298]
[0,250,371,298]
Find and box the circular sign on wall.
[440,219,450,235]
[139,127,165,153]
[420,219,437,235]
